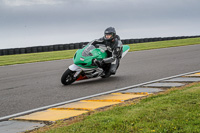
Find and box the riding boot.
[110,58,120,75]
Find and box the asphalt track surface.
[0,44,200,117]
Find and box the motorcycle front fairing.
[73,43,107,69]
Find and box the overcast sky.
[0,0,200,49]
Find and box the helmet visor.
[105,34,112,39]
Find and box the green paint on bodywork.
[123,45,130,52]
[73,44,130,69]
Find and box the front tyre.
[61,69,76,85]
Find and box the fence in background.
[0,35,200,56]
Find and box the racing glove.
[93,59,104,68]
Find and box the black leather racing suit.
[92,35,123,74]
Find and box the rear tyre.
[61,69,76,85]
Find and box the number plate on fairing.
[80,57,84,61]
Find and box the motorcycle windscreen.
[82,44,95,57]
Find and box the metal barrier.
[0,35,200,56]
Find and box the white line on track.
[0,70,200,122]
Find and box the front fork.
[69,64,83,79]
[69,64,89,81]
[68,64,104,81]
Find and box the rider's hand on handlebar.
[93,59,104,68]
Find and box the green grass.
[0,49,77,66]
[129,37,200,51]
[35,83,200,133]
[0,37,200,66]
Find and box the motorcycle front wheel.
[61,69,76,85]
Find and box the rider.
[92,27,123,75]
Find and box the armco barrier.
[53,45,59,51]
[0,49,3,56]
[2,49,8,55]
[25,47,32,53]
[75,43,79,49]
[43,46,49,52]
[0,35,200,56]
[31,47,38,53]
[20,48,26,54]
[63,44,69,50]
[58,45,63,51]
[48,45,54,51]
[14,48,20,54]
[69,43,75,50]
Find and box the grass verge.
[0,37,200,66]
[32,82,200,133]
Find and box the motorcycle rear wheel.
[61,69,76,85]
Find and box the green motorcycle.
[61,41,130,85]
